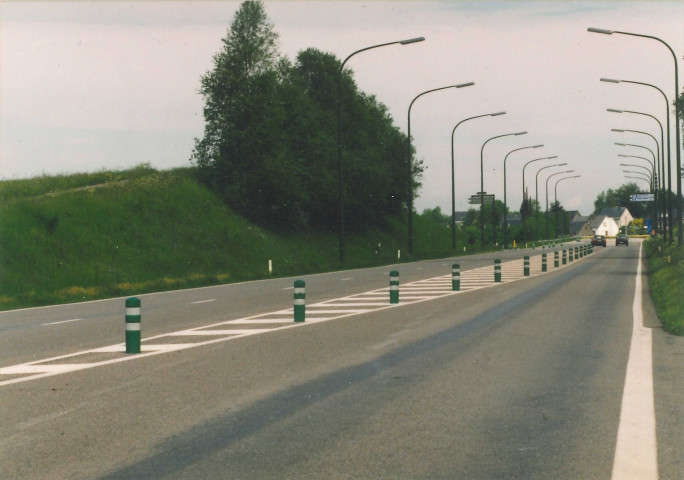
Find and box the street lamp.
[521,156,558,242]
[620,163,654,187]
[450,111,506,249]
[608,108,670,239]
[545,170,574,239]
[337,36,425,262]
[535,163,568,240]
[480,131,528,246]
[591,28,682,245]
[615,140,664,235]
[554,175,581,235]
[602,76,671,215]
[625,175,652,190]
[612,128,662,229]
[406,81,475,254]
[502,144,544,248]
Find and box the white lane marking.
[43,318,83,326]
[611,243,658,480]
[341,277,354,281]
[2,247,596,386]
[191,299,217,305]
[282,287,294,290]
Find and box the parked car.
[616,234,629,246]
[591,234,607,247]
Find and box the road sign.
[630,193,654,202]
[468,194,494,205]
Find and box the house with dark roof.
[598,207,633,229]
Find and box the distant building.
[598,207,633,229]
[574,214,621,236]
[453,211,469,227]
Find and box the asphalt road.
[1,241,682,479]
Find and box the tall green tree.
[191,0,283,216]
[593,183,649,218]
[191,1,422,231]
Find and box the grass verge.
[643,236,684,336]
[0,166,497,311]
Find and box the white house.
[590,215,620,237]
[598,207,633,229]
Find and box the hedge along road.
[1,242,592,384]
[2,240,682,479]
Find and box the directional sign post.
[631,193,654,202]
[468,193,495,205]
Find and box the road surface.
[1,240,681,479]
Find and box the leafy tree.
[421,206,450,227]
[593,182,648,218]
[191,1,422,231]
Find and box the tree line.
[191,0,420,231]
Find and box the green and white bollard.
[563,249,567,265]
[389,270,399,304]
[494,259,502,282]
[542,253,547,272]
[294,280,305,322]
[452,264,460,291]
[554,250,559,268]
[524,256,530,277]
[125,297,141,354]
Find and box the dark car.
[591,235,607,247]
[616,234,629,246]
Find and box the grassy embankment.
[643,236,684,336]
[0,165,488,311]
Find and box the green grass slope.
[0,165,479,311]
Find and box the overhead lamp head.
[611,129,625,132]
[533,144,544,148]
[547,155,559,160]
[588,28,615,35]
[515,131,528,136]
[600,78,621,83]
[455,82,475,88]
[399,37,425,45]
[615,142,627,146]
[490,111,506,116]
[607,108,624,113]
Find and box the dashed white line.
[191,299,217,305]
[43,318,83,326]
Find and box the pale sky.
[1,0,682,215]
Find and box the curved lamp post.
[521,156,558,242]
[615,141,663,234]
[502,144,544,248]
[620,163,654,187]
[337,36,425,262]
[407,82,475,254]
[554,175,581,235]
[608,108,670,240]
[545,170,574,238]
[603,76,671,218]
[535,163,568,240]
[613,128,662,230]
[449,111,506,249]
[591,27,681,244]
[480,131,528,246]
[625,175,652,190]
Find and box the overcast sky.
[1,0,682,215]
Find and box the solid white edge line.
[611,242,658,480]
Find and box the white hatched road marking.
[1,245,595,386]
